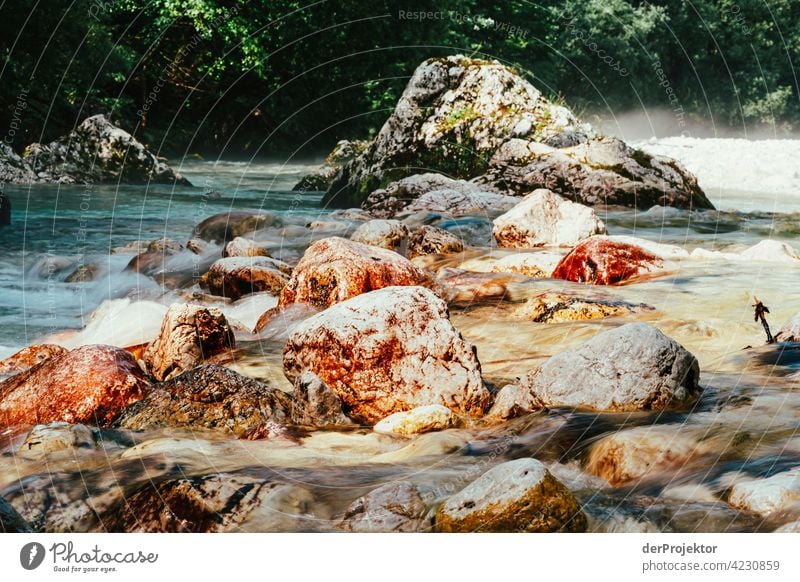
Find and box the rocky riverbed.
[1,56,799,533]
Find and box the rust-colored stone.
[0,345,150,428]
[278,237,436,309]
[551,236,664,285]
[0,344,69,377]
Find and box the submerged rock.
[373,405,460,435]
[124,237,184,277]
[586,425,736,486]
[437,268,512,304]
[339,481,428,532]
[283,286,490,424]
[436,458,587,532]
[492,189,606,248]
[0,495,33,533]
[102,473,318,532]
[19,422,97,457]
[460,251,564,279]
[552,236,665,284]
[22,114,189,185]
[477,136,712,210]
[728,468,800,517]
[350,219,409,252]
[200,256,292,300]
[116,364,291,436]
[0,345,149,427]
[326,56,591,208]
[65,263,101,283]
[278,237,435,309]
[508,323,700,412]
[192,211,280,244]
[514,292,651,323]
[0,344,69,377]
[144,303,234,381]
[290,371,353,427]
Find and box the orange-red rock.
[0,345,150,427]
[278,237,435,309]
[0,344,68,377]
[551,236,664,285]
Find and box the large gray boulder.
[294,139,368,192]
[508,323,701,412]
[477,137,713,210]
[435,458,587,532]
[22,115,189,185]
[325,56,592,208]
[0,143,36,184]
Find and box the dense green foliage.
[1,0,798,157]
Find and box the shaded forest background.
[1,0,798,158]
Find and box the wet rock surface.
[407,225,465,258]
[0,494,33,533]
[552,236,665,285]
[350,219,409,252]
[283,286,490,424]
[290,371,353,428]
[223,237,272,258]
[116,364,291,436]
[373,405,460,435]
[339,481,428,532]
[278,237,435,309]
[192,211,280,243]
[436,459,587,532]
[514,292,651,323]
[200,256,292,300]
[144,303,234,381]
[0,344,69,378]
[508,323,700,412]
[0,345,150,427]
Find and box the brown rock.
[551,236,665,285]
[514,292,652,322]
[115,364,290,436]
[0,344,69,377]
[0,345,150,427]
[143,303,234,381]
[407,226,464,258]
[283,286,490,424]
[222,237,271,258]
[278,237,435,309]
[200,257,292,300]
[124,238,184,275]
[192,211,280,244]
[290,371,353,427]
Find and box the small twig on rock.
[753,295,774,344]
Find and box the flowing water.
[1,150,799,532]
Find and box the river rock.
[728,468,800,517]
[775,312,800,343]
[514,292,650,323]
[277,237,435,309]
[0,143,36,184]
[290,371,353,427]
[325,56,592,208]
[486,383,541,421]
[0,344,69,377]
[774,520,800,532]
[493,189,607,248]
[192,211,281,243]
[339,481,428,532]
[124,237,184,276]
[437,268,512,304]
[477,136,713,210]
[116,364,291,436]
[552,236,665,284]
[283,286,490,424]
[102,473,318,532]
[509,323,700,412]
[22,114,189,185]
[0,495,33,533]
[586,425,731,486]
[373,405,460,436]
[435,458,587,532]
[0,344,150,427]
[350,219,409,252]
[65,263,101,283]
[19,422,97,457]
[200,256,292,300]
[402,188,519,216]
[143,303,234,381]
[293,139,368,192]
[407,226,464,258]
[223,237,271,258]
